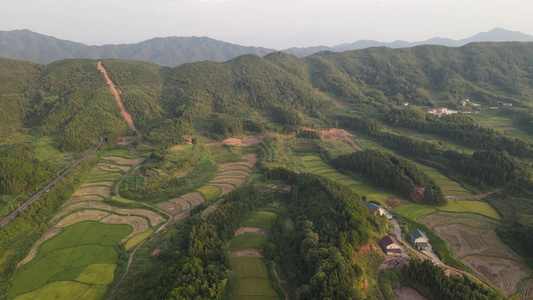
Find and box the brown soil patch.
[445,187,504,201]
[221,135,264,147]
[384,197,410,210]
[98,61,136,131]
[210,183,235,196]
[96,164,131,173]
[81,181,114,188]
[230,248,263,258]
[393,287,427,300]
[235,227,270,236]
[55,210,110,227]
[73,186,111,198]
[151,248,162,256]
[101,156,144,166]
[302,127,363,150]
[100,214,149,244]
[218,165,251,173]
[18,228,60,267]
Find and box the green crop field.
[394,204,437,221]
[439,201,500,220]
[300,155,397,204]
[8,222,131,298]
[197,185,222,202]
[413,163,471,196]
[472,109,533,142]
[229,233,268,252]
[231,257,277,300]
[85,172,123,183]
[243,211,277,229]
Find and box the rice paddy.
[7,222,131,298]
[300,155,397,204]
[242,211,277,229]
[231,257,277,300]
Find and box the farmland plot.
[419,211,532,296]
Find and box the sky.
[1,0,532,49]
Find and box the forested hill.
[2,42,533,151]
[0,29,275,67]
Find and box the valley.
[1,42,533,299]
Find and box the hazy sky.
[1,0,532,49]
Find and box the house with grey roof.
[365,202,393,219]
[410,229,429,250]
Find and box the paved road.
[0,139,104,228]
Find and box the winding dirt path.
[97,61,136,132]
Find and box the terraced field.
[228,208,280,300]
[156,154,257,216]
[7,148,168,299]
[419,211,532,296]
[300,155,397,204]
[8,222,131,299]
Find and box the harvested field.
[115,209,165,227]
[221,135,264,147]
[181,192,205,208]
[211,183,236,196]
[96,164,131,173]
[231,248,263,258]
[55,210,110,227]
[174,210,190,221]
[157,202,180,215]
[100,156,144,166]
[520,278,533,300]
[419,212,532,296]
[73,186,111,198]
[393,287,427,300]
[462,255,531,296]
[202,204,219,220]
[208,178,246,187]
[235,227,270,236]
[213,170,250,178]
[67,195,105,205]
[81,181,114,188]
[100,214,149,244]
[218,165,251,173]
[171,198,190,210]
[19,229,60,267]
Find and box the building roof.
[410,229,427,240]
[381,235,399,247]
[365,202,381,212]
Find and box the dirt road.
[97,61,137,132]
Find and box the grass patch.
[439,201,500,220]
[243,211,277,229]
[125,229,154,251]
[196,185,222,202]
[413,163,471,196]
[229,233,268,252]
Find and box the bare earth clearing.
[235,227,270,236]
[419,211,532,296]
[301,127,363,150]
[221,135,264,146]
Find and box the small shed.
[381,235,402,256]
